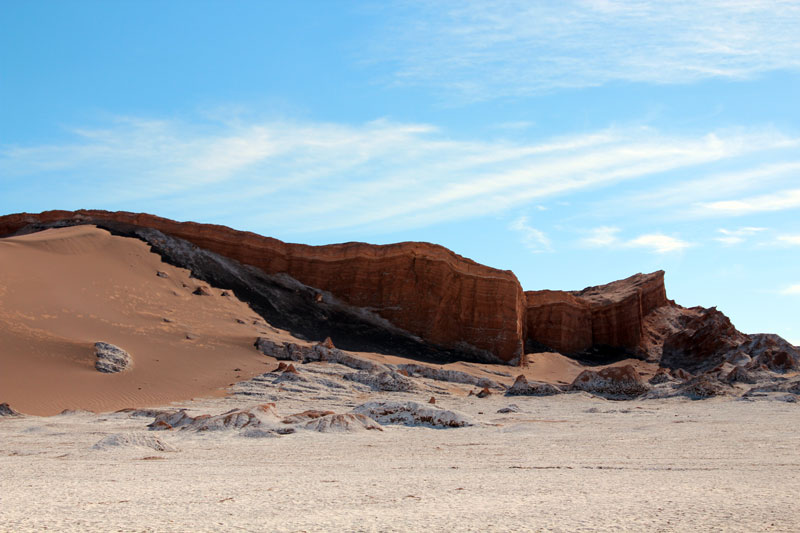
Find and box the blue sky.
[2,1,799,344]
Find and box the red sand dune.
[0,225,278,415]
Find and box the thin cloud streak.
[698,188,800,216]
[1,116,797,235]
[580,226,691,254]
[510,216,552,253]
[374,0,800,100]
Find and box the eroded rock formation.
[525,271,669,357]
[0,210,524,363]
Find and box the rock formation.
[0,210,524,363]
[525,271,670,358]
[505,375,563,396]
[570,365,650,398]
[94,342,132,373]
[1,210,795,374]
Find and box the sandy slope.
[1,225,652,416]
[0,225,276,415]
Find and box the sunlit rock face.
[0,210,526,363]
[524,271,669,357]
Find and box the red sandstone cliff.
[0,210,526,363]
[525,271,669,356]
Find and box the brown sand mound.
[0,225,276,415]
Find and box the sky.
[2,1,799,344]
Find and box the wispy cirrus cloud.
[580,226,691,254]
[715,227,767,245]
[510,216,552,253]
[1,115,797,235]
[698,188,800,216]
[373,0,800,100]
[781,283,800,295]
[777,235,800,246]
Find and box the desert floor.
[2,393,799,532]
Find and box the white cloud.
[777,235,800,246]
[715,227,767,245]
[781,283,800,295]
[510,216,552,253]
[581,226,621,247]
[374,0,800,99]
[580,227,690,254]
[699,188,800,216]
[626,234,692,254]
[0,116,796,235]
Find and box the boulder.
[92,432,178,452]
[0,403,21,417]
[570,365,649,398]
[352,401,474,428]
[94,342,132,373]
[506,375,563,396]
[648,368,672,385]
[343,370,416,392]
[301,413,383,433]
[724,365,758,385]
[676,374,730,399]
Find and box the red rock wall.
[525,290,592,354]
[0,210,526,362]
[525,271,668,355]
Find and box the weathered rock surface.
[524,290,592,354]
[94,342,132,373]
[661,312,800,374]
[505,375,563,396]
[0,403,21,417]
[675,374,731,399]
[525,271,669,357]
[395,364,502,389]
[343,371,417,392]
[661,308,747,373]
[92,432,178,452]
[0,210,525,363]
[255,338,388,373]
[743,334,800,372]
[570,365,650,398]
[352,401,474,428]
[301,413,383,433]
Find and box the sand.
[0,226,273,415]
[1,394,799,532]
[0,225,650,416]
[3,225,798,532]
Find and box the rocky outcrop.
[742,334,800,372]
[352,401,474,428]
[524,271,670,357]
[94,342,132,373]
[661,308,746,373]
[302,413,383,433]
[505,375,563,396]
[92,432,178,452]
[570,365,650,398]
[0,403,21,417]
[0,210,524,363]
[661,311,799,374]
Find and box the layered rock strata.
[0,210,525,363]
[525,271,669,357]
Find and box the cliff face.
[525,271,669,356]
[0,210,526,363]
[525,291,592,354]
